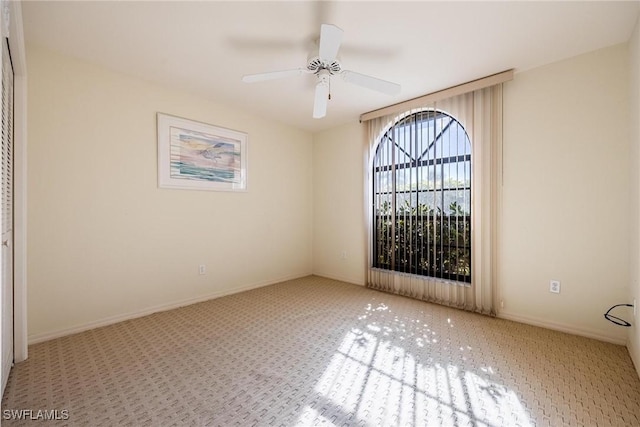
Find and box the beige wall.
[312,43,631,344]
[500,44,629,343]
[629,16,640,375]
[312,122,366,285]
[27,46,313,341]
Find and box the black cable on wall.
[604,304,633,327]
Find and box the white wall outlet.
[500,300,504,309]
[199,264,206,275]
[550,280,560,294]
[340,251,347,260]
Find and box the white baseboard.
[312,271,365,286]
[498,311,627,345]
[28,272,312,345]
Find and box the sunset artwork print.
[169,127,240,184]
[157,113,248,191]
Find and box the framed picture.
[157,113,248,191]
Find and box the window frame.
[371,109,472,284]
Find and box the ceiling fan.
[242,24,401,119]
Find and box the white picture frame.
[157,113,248,192]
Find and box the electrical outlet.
[550,280,560,294]
[340,251,347,260]
[199,265,206,275]
[500,300,504,309]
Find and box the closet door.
[1,37,14,393]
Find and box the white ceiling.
[22,1,640,133]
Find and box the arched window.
[372,110,472,283]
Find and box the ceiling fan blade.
[341,70,401,95]
[319,24,343,62]
[242,68,308,83]
[313,82,329,119]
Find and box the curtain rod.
[360,69,514,122]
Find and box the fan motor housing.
[306,55,342,75]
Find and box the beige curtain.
[364,85,503,316]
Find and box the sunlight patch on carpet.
[296,301,534,426]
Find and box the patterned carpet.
[2,276,640,426]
